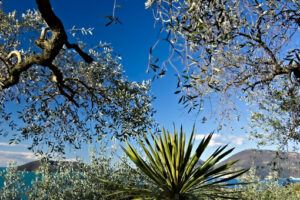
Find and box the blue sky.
[0,0,277,167]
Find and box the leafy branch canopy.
[0,0,156,154]
[147,0,299,146]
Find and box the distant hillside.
[216,149,300,179]
[17,160,41,172]
[17,160,81,172]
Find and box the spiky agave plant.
[100,126,248,200]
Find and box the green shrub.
[0,139,149,200]
[291,182,300,197]
[0,162,26,200]
[237,167,298,200]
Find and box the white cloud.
[208,140,224,147]
[0,150,78,167]
[195,134,220,140]
[231,137,244,146]
[0,150,39,167]
[0,142,11,147]
[195,134,206,140]
[0,142,27,147]
[195,134,244,147]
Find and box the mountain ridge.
[16,160,81,172]
[215,149,300,179]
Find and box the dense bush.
[237,167,299,200]
[0,140,151,200]
[0,163,26,200]
[291,182,300,196]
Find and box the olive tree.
[0,0,156,154]
[146,0,299,146]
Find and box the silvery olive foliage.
[0,140,152,200]
[0,162,26,200]
[146,0,299,146]
[0,3,156,154]
[237,166,299,200]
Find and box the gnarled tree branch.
[6,50,22,65]
[1,0,93,106]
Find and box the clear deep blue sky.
[0,0,274,166]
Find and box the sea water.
[0,167,36,189]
